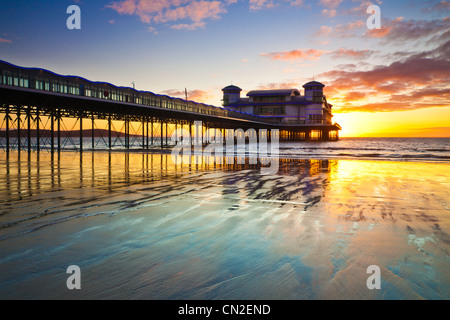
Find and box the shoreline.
[1,148,449,165]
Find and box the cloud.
[329,48,377,59]
[170,21,205,30]
[365,17,450,43]
[0,37,12,43]
[261,47,377,62]
[249,0,306,11]
[320,0,343,8]
[421,0,450,13]
[342,0,382,16]
[107,0,229,30]
[249,0,276,10]
[260,49,327,61]
[321,9,337,17]
[160,89,213,102]
[313,20,365,39]
[320,41,450,112]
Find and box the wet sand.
[0,151,449,299]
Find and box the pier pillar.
[91,113,95,150]
[79,112,83,153]
[17,106,21,151]
[36,107,40,152]
[57,110,61,153]
[27,106,31,153]
[142,117,145,149]
[161,119,164,149]
[108,115,112,150]
[51,108,55,153]
[5,105,10,153]
[151,117,153,146]
[146,117,149,149]
[125,116,130,150]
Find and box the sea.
[0,137,449,300]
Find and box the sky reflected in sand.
[0,151,449,299]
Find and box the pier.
[0,60,341,153]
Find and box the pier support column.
[165,120,168,146]
[125,116,130,150]
[17,106,21,151]
[91,113,95,150]
[27,106,31,153]
[57,110,61,153]
[5,105,10,153]
[108,115,112,150]
[79,112,83,153]
[189,121,193,148]
[146,117,149,149]
[36,107,40,152]
[161,119,164,149]
[151,117,153,146]
[51,109,55,153]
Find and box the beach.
[0,148,449,299]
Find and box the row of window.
[255,106,286,115]
[252,96,286,103]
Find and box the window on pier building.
[253,95,286,103]
[309,114,322,120]
[256,106,285,115]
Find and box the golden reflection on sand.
[0,151,448,299]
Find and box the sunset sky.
[0,0,449,137]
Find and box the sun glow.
[333,106,450,138]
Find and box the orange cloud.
[261,47,377,62]
[107,0,228,30]
[160,89,213,103]
[260,49,327,61]
[0,38,12,43]
[320,42,450,113]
